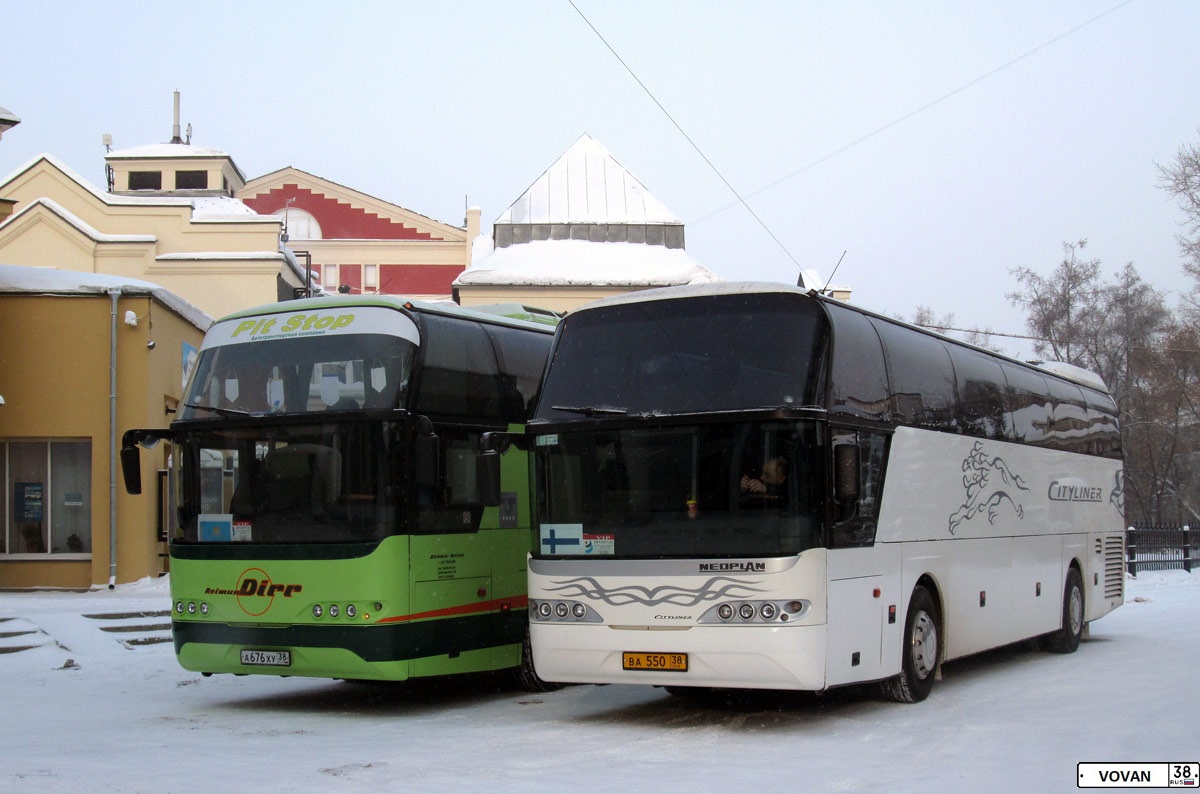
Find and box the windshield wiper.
[183,402,253,417]
[551,404,628,416]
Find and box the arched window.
[274,207,322,240]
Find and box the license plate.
[240,649,291,667]
[622,651,688,672]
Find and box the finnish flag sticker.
[540,523,583,555]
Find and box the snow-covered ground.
[2,570,1196,794]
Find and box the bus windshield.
[175,419,399,544]
[535,419,825,558]
[179,307,418,419]
[536,292,827,419]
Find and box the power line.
[567,0,806,278]
[690,0,1138,225]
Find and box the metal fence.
[1126,525,1196,576]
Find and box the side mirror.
[477,449,502,507]
[120,428,173,495]
[121,445,143,495]
[414,416,440,488]
[476,431,516,508]
[834,443,860,502]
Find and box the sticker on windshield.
[583,533,615,555]
[540,523,582,555]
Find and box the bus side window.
[417,429,484,533]
[830,429,888,548]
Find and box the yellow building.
[0,151,305,320]
[0,265,210,588]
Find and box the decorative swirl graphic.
[545,576,767,607]
[1110,469,1125,512]
[947,440,1030,535]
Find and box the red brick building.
[240,167,478,300]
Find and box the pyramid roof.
[496,133,680,226]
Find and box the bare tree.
[1007,240,1102,366]
[1157,130,1200,293]
[1009,246,1184,524]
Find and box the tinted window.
[947,346,1011,440]
[1082,387,1122,458]
[871,320,958,431]
[413,314,507,422]
[483,323,553,418]
[1046,376,1089,453]
[827,305,889,420]
[1001,363,1052,445]
[537,293,827,419]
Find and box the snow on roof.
[496,134,680,226]
[5,198,156,243]
[0,154,271,224]
[455,238,721,288]
[189,195,271,221]
[105,143,232,160]
[0,263,212,331]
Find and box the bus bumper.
[529,621,829,691]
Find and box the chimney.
[170,90,183,144]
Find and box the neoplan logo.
[698,562,766,573]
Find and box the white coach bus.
[519,282,1125,702]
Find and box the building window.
[324,264,339,290]
[2,440,92,555]
[364,264,378,290]
[175,170,208,190]
[273,207,322,240]
[128,171,162,191]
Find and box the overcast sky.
[4,0,1199,357]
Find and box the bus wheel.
[882,585,940,704]
[513,627,562,693]
[1042,567,1084,654]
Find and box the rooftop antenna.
[102,133,114,191]
[170,90,183,144]
[801,249,849,295]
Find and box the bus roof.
[213,294,557,334]
[569,281,1112,396]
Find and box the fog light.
[538,602,553,619]
[760,602,777,620]
[187,602,197,614]
[555,602,569,618]
[312,605,323,618]
[200,602,210,616]
[329,604,340,618]
[175,601,185,614]
[572,603,587,619]
[717,604,734,621]
[346,604,357,618]
[738,603,755,620]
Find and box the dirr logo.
[235,567,302,616]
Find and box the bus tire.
[882,585,940,704]
[1042,567,1084,654]
[513,627,562,693]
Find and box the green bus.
[121,295,558,687]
